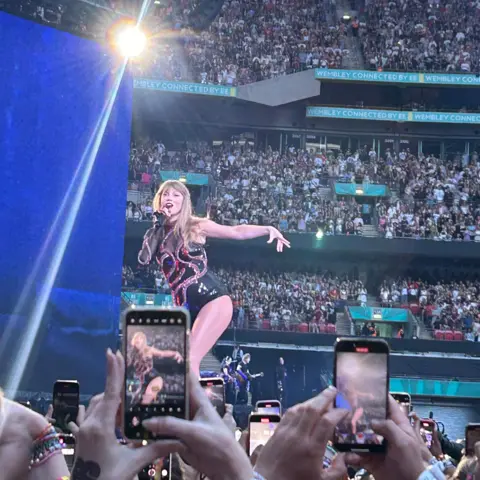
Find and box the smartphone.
[466,424,480,455]
[58,433,75,470]
[323,442,337,469]
[420,419,435,448]
[18,400,32,409]
[200,377,225,417]
[53,380,80,430]
[333,337,389,452]
[391,392,411,416]
[139,455,172,480]
[255,400,282,416]
[248,413,281,456]
[122,307,190,441]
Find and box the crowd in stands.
[133,0,347,85]
[380,278,480,341]
[361,0,480,73]
[123,264,367,333]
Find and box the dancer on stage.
[138,180,290,376]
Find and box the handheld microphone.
[153,211,166,228]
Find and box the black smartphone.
[200,377,225,417]
[139,455,172,480]
[255,400,282,416]
[53,380,79,430]
[58,433,76,471]
[333,337,389,452]
[391,392,411,416]
[420,419,435,448]
[323,442,337,469]
[248,413,281,456]
[122,307,190,441]
[466,423,480,456]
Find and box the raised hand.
[267,227,291,252]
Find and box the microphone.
[153,211,166,228]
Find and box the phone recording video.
[138,455,172,480]
[391,392,411,416]
[420,419,435,448]
[334,338,389,452]
[58,433,76,470]
[200,378,225,417]
[53,380,79,430]
[466,424,480,456]
[123,307,189,440]
[323,442,337,469]
[255,400,282,416]
[248,413,280,456]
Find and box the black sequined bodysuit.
[138,225,228,322]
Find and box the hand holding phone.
[419,419,435,448]
[391,392,411,416]
[122,307,190,441]
[333,338,389,453]
[466,423,480,456]
[53,380,79,431]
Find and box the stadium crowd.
[133,0,347,85]
[380,278,480,340]
[361,0,480,73]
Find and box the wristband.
[417,464,446,480]
[30,424,63,469]
[253,472,267,480]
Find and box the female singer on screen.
[138,180,290,376]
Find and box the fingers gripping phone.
[248,413,281,456]
[333,338,389,453]
[466,424,480,456]
[200,377,226,417]
[255,400,282,416]
[53,380,80,431]
[391,392,411,416]
[122,307,190,441]
[420,419,435,448]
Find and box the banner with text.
[134,78,237,97]
[315,69,480,87]
[307,106,480,124]
[348,306,408,323]
[335,183,388,196]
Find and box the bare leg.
[351,407,364,435]
[190,295,233,377]
[142,376,164,404]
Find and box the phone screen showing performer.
[248,413,280,456]
[200,378,225,417]
[255,400,281,416]
[123,307,189,441]
[420,419,435,448]
[333,338,389,453]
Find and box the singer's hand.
[159,207,172,217]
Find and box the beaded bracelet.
[30,424,64,469]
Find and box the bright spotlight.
[116,26,147,58]
[316,229,324,240]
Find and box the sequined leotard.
[138,224,228,322]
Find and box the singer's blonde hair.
[152,180,202,246]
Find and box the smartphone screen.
[123,307,189,440]
[420,420,435,448]
[249,414,280,456]
[256,400,281,416]
[138,455,172,480]
[334,338,389,452]
[53,380,79,430]
[391,392,411,416]
[323,442,337,469]
[200,378,225,417]
[58,434,75,470]
[466,424,480,455]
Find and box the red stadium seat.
[434,330,444,340]
[319,323,327,333]
[444,330,454,341]
[453,331,464,341]
[409,304,420,315]
[298,323,309,333]
[262,320,271,330]
[327,324,336,334]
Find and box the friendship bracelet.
[30,425,64,469]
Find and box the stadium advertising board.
[134,78,237,97]
[307,106,480,124]
[315,69,480,86]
